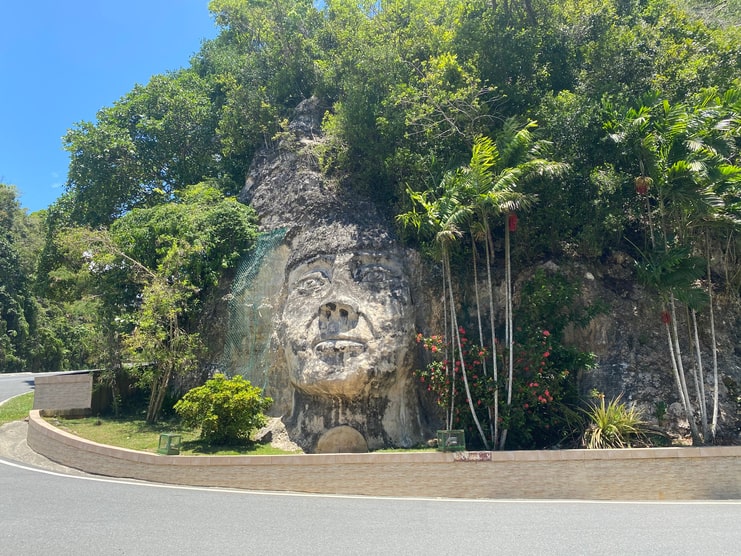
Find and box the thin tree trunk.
[669,295,702,444]
[485,222,499,448]
[471,235,486,362]
[690,309,708,439]
[445,254,489,449]
[441,257,454,431]
[500,222,514,450]
[665,317,688,418]
[471,234,494,445]
[707,231,719,439]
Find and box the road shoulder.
[0,420,89,475]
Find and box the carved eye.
[294,271,329,295]
[356,265,397,284]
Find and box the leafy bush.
[173,373,272,445]
[582,393,646,449]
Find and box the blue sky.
[0,1,219,213]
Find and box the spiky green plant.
[582,393,646,449]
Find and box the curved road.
[2,375,741,554]
[0,372,36,401]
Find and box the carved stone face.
[280,251,414,398]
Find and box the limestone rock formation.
[228,97,438,453]
[225,97,741,451]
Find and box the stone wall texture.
[27,410,741,500]
[32,372,92,413]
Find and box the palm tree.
[398,180,491,449]
[464,121,567,449]
[609,90,741,444]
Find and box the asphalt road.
[2,375,741,554]
[0,372,36,402]
[2,457,741,555]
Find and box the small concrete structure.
[27,410,741,500]
[32,372,93,415]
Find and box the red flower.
[635,176,651,195]
[431,345,438,353]
[542,330,550,337]
[543,351,550,358]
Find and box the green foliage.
[36,184,258,381]
[7,0,741,440]
[503,270,599,449]
[174,373,273,445]
[0,184,58,372]
[582,393,647,449]
[110,183,259,291]
[517,268,605,343]
[64,71,222,225]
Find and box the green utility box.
[437,429,465,452]
[157,433,182,455]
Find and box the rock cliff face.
[231,97,741,450]
[560,258,741,442]
[232,98,439,452]
[501,257,741,442]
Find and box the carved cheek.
[282,298,317,344]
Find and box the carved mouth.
[314,339,367,358]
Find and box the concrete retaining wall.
[33,372,92,413]
[27,410,741,500]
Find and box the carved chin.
[291,356,371,397]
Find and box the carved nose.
[318,301,359,336]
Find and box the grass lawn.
[48,415,436,455]
[48,415,301,456]
[0,392,34,426]
[5,394,431,455]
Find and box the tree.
[64,71,222,225]
[398,177,491,449]
[465,121,566,449]
[0,184,46,372]
[54,185,258,421]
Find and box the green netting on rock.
[222,228,287,391]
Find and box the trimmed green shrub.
[174,373,272,445]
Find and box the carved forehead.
[286,251,406,283]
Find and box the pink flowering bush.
[415,329,494,439]
[415,270,598,450]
